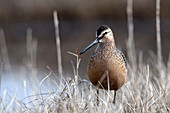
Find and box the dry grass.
[0,48,169,112]
[0,0,170,113]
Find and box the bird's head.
[80,25,115,55]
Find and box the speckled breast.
[87,46,127,91]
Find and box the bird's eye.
[97,31,108,40]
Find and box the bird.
[80,25,127,104]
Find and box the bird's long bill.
[80,39,98,55]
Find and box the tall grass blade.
[156,0,163,76]
[126,0,137,74]
[0,29,11,72]
[53,10,63,77]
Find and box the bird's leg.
[113,90,116,104]
[97,89,99,106]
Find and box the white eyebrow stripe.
[103,29,111,33]
[98,29,111,38]
[102,29,111,35]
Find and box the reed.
[126,0,137,76]
[0,29,11,72]
[53,10,63,78]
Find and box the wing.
[116,48,127,68]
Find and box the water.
[1,70,60,104]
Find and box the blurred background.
[0,0,170,79]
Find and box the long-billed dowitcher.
[80,25,127,104]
